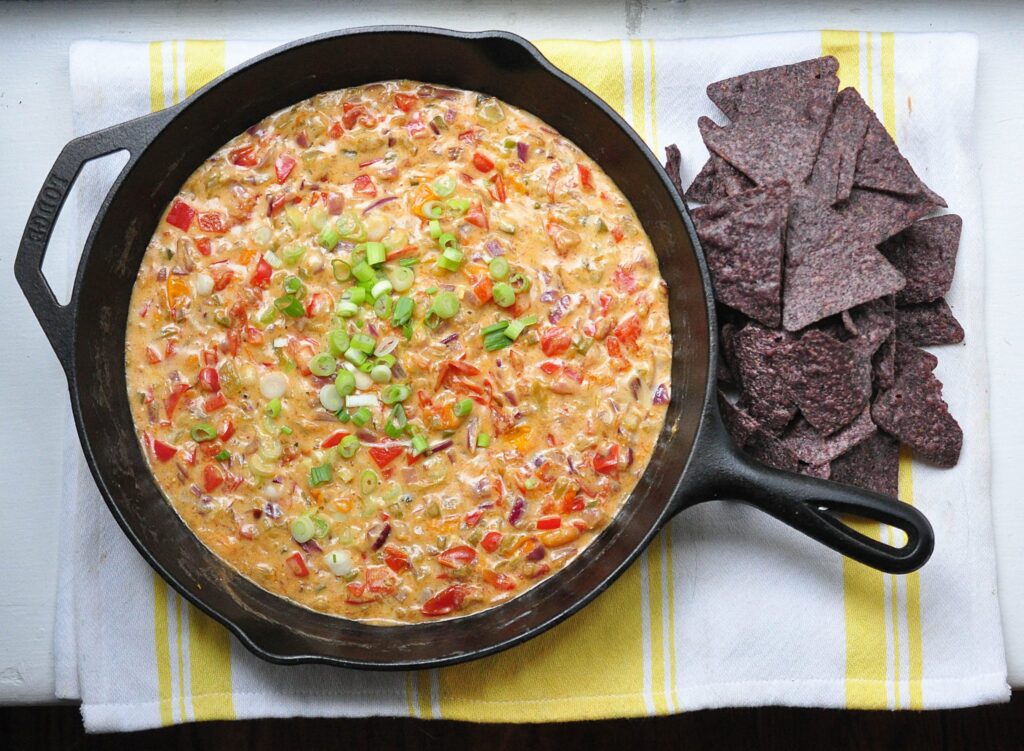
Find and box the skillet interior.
[70,28,712,667]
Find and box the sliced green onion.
[215,449,230,461]
[190,422,217,442]
[365,241,387,266]
[291,515,316,543]
[428,219,442,239]
[422,200,444,219]
[492,282,515,308]
[398,257,419,267]
[382,227,409,251]
[437,232,458,252]
[432,291,460,319]
[370,279,393,299]
[373,294,392,318]
[332,259,351,282]
[334,369,356,396]
[336,212,365,240]
[376,353,396,367]
[482,321,510,335]
[392,296,414,327]
[308,206,328,231]
[319,384,344,412]
[336,300,359,318]
[423,311,442,330]
[257,305,278,326]
[524,477,539,490]
[505,314,537,341]
[432,175,456,197]
[384,404,408,438]
[381,384,411,404]
[283,275,305,298]
[284,205,305,232]
[390,266,414,292]
[337,410,351,423]
[358,360,374,373]
[266,397,282,418]
[411,434,429,456]
[455,398,474,417]
[488,257,510,280]
[312,516,331,539]
[483,331,513,351]
[327,329,350,357]
[319,225,341,250]
[283,245,306,265]
[344,346,367,366]
[309,464,332,488]
[477,433,492,448]
[509,272,531,292]
[446,197,470,215]
[348,287,367,306]
[264,250,283,269]
[351,260,375,284]
[351,332,376,354]
[370,364,392,384]
[359,468,379,495]
[309,353,337,377]
[275,295,305,317]
[280,425,293,435]
[338,434,360,459]
[352,407,372,427]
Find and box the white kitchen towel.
[54,32,1006,732]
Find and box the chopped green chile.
[127,79,670,625]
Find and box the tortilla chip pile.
[666,57,964,495]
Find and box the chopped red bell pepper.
[198,367,220,392]
[202,465,224,493]
[481,531,503,553]
[393,93,417,112]
[250,256,273,287]
[606,335,623,358]
[164,382,191,418]
[472,152,495,173]
[165,199,195,231]
[197,212,229,234]
[152,439,178,463]
[537,515,562,530]
[540,326,572,357]
[482,569,517,591]
[352,174,376,197]
[384,545,410,573]
[328,120,343,139]
[577,163,594,191]
[368,445,404,469]
[422,585,468,616]
[195,237,212,256]
[145,346,163,365]
[385,244,419,262]
[489,173,506,203]
[285,552,309,577]
[610,226,625,243]
[470,276,493,305]
[228,145,259,167]
[274,154,296,184]
[613,265,638,293]
[465,202,488,230]
[203,392,227,412]
[593,444,621,475]
[464,508,484,527]
[218,419,235,441]
[318,431,347,450]
[613,315,642,349]
[438,545,477,569]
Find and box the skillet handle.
[14,109,173,374]
[678,407,934,574]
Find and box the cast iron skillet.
[16,27,933,669]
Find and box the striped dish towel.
[54,32,1006,732]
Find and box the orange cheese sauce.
[125,81,671,623]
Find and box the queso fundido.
[125,80,671,623]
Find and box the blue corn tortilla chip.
[871,343,962,467]
[830,431,900,498]
[692,182,790,327]
[773,330,873,435]
[718,322,740,386]
[664,144,683,197]
[807,88,872,205]
[872,332,896,390]
[855,114,946,207]
[683,154,755,204]
[732,323,798,433]
[781,408,876,466]
[707,57,840,128]
[880,214,962,305]
[896,298,965,346]
[719,391,800,472]
[842,296,896,356]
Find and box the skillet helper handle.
[684,414,934,574]
[14,109,173,374]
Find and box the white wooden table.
[2,0,1022,703]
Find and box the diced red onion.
[156,268,168,282]
[374,336,400,356]
[263,502,283,519]
[441,333,459,345]
[567,456,578,475]
[300,539,322,554]
[504,390,518,406]
[252,508,263,520]
[485,239,505,257]
[327,193,345,215]
[246,125,262,137]
[517,142,528,162]
[466,417,479,453]
[626,447,635,468]
[630,377,641,401]
[392,361,407,379]
[189,484,202,497]
[387,135,396,148]
[429,438,454,455]
[548,295,573,324]
[540,289,559,303]
[296,132,309,148]
[370,522,391,551]
[508,498,526,527]
[366,321,379,337]
[362,196,397,215]
[653,384,670,405]
[417,85,458,100]
[444,108,457,123]
[429,120,441,136]
[356,429,378,443]
[359,158,382,168]
[526,545,545,561]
